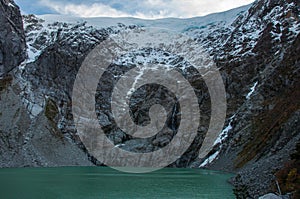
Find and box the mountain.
[0,0,299,198]
[0,0,25,76]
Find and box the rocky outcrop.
[201,0,300,198]
[0,0,92,167]
[258,193,287,199]
[0,84,93,167]
[0,0,26,76]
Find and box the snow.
[16,0,300,168]
[246,82,258,100]
[214,114,235,146]
[29,103,44,118]
[200,114,235,167]
[199,151,219,167]
[27,48,42,63]
[8,3,15,7]
[38,4,250,32]
[24,23,55,63]
[15,62,45,118]
[114,144,125,148]
[22,97,44,119]
[214,122,232,145]
[289,23,300,35]
[22,4,252,65]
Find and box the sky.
[15,0,256,19]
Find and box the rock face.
[203,0,300,198]
[0,84,93,167]
[0,0,299,198]
[0,0,26,76]
[0,0,92,167]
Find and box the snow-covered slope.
[39,4,250,31]
[23,4,250,63]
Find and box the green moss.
[0,75,13,92]
[45,99,59,122]
[44,99,64,141]
[274,142,300,199]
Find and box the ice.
[38,4,251,32]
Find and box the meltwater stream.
[0,167,235,199]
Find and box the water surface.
[0,167,235,199]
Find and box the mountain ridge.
[0,0,299,198]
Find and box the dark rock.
[0,0,26,76]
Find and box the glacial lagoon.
[0,167,235,199]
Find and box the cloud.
[40,0,131,18]
[39,0,255,19]
[141,0,255,17]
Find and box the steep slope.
[0,0,92,167]
[0,0,25,76]
[17,5,248,168]
[195,0,300,198]
[0,0,299,198]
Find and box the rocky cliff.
[0,0,25,76]
[0,0,92,167]
[0,0,299,198]
[197,0,300,198]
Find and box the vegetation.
[0,75,13,92]
[45,98,64,141]
[235,83,300,168]
[45,98,59,122]
[274,141,300,199]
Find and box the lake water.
[0,167,235,199]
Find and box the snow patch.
[15,63,45,118]
[214,114,235,146]
[289,23,300,35]
[246,82,258,100]
[114,144,125,148]
[29,103,44,118]
[27,48,43,63]
[199,151,219,167]
[8,3,15,7]
[214,118,234,146]
[200,114,235,167]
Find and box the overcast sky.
[15,0,255,19]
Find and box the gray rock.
[0,0,26,76]
[0,82,93,167]
[258,193,282,199]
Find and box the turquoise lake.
[0,167,235,199]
